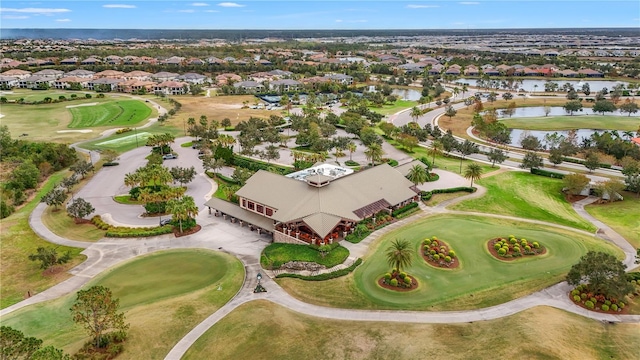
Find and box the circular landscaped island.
[488,235,546,261]
[422,236,459,269]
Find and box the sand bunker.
[65,102,98,108]
[56,129,93,133]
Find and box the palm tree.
[410,106,422,123]
[364,144,384,166]
[347,142,357,161]
[428,140,443,168]
[461,83,468,98]
[385,239,413,274]
[407,164,428,186]
[166,195,199,233]
[464,163,482,187]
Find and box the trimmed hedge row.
[391,202,419,217]
[215,173,240,184]
[420,187,476,201]
[275,258,363,281]
[562,157,612,169]
[231,155,294,175]
[530,168,565,179]
[91,215,174,238]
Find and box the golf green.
[68,100,151,128]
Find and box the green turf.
[80,123,182,152]
[113,195,143,205]
[370,100,418,115]
[260,243,349,268]
[1,90,88,103]
[1,249,243,358]
[585,191,640,248]
[68,100,152,128]
[453,171,596,232]
[277,215,620,311]
[500,115,640,131]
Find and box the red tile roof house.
[54,76,92,89]
[154,81,188,95]
[632,138,640,147]
[1,69,32,80]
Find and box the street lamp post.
[254,272,266,293]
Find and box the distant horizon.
[1,1,638,30]
[2,27,638,41]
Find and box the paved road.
[73,137,214,227]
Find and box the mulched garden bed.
[421,237,459,269]
[378,273,418,292]
[487,236,546,261]
[568,284,632,314]
[174,225,201,238]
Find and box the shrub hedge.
[420,187,476,201]
[530,168,565,179]
[344,160,359,166]
[391,202,419,217]
[232,155,294,175]
[275,258,363,281]
[91,215,174,237]
[562,157,612,169]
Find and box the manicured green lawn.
[453,171,596,232]
[41,206,105,242]
[277,215,620,311]
[370,100,417,116]
[586,191,640,248]
[261,243,349,268]
[1,249,243,359]
[113,195,143,205]
[1,89,87,103]
[184,301,640,360]
[80,123,182,152]
[500,114,640,131]
[386,138,495,176]
[0,172,86,309]
[68,100,152,128]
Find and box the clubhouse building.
[204,163,421,245]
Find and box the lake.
[455,79,630,93]
[391,88,422,101]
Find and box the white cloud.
[406,4,439,8]
[205,9,219,12]
[2,15,29,19]
[217,2,244,7]
[192,2,209,6]
[55,18,71,22]
[335,19,343,22]
[0,7,71,14]
[102,4,137,9]
[459,2,480,4]
[178,9,195,12]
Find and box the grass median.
[586,191,640,248]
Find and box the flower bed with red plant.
[569,284,629,313]
[421,236,459,269]
[487,235,545,261]
[378,271,418,292]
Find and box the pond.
[455,78,631,93]
[391,88,422,101]
[509,129,600,148]
[496,106,629,118]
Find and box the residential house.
[54,76,92,89]
[215,73,242,85]
[117,79,156,93]
[233,80,265,93]
[94,70,125,79]
[33,69,64,79]
[87,78,124,91]
[1,69,31,80]
[578,69,604,78]
[124,71,153,81]
[65,69,95,78]
[0,76,18,88]
[154,81,188,95]
[464,66,479,76]
[556,69,578,78]
[151,72,179,82]
[18,75,54,89]
[81,57,101,65]
[323,74,353,85]
[269,79,302,93]
[177,73,208,84]
[60,57,79,65]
